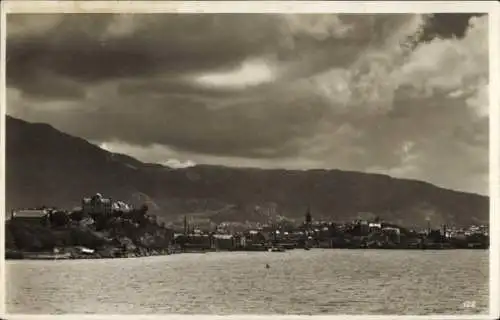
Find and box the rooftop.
[13,209,48,218]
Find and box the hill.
[6,115,489,228]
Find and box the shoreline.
[6,246,489,261]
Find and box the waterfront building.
[185,233,211,250]
[211,234,235,250]
[245,230,268,244]
[238,235,247,248]
[382,226,401,244]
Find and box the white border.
[0,1,497,14]
[0,0,7,317]
[489,4,500,319]
[0,1,498,320]
[0,316,495,320]
[0,317,495,320]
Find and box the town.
[5,193,490,260]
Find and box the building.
[185,233,211,251]
[11,209,50,225]
[111,201,131,213]
[382,227,401,244]
[359,220,370,235]
[245,230,268,244]
[368,222,382,233]
[82,193,113,217]
[211,234,235,250]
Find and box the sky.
[6,13,489,195]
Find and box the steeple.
[305,205,312,225]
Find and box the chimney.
[184,215,188,235]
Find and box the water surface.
[6,249,489,314]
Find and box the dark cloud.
[7,14,286,85]
[418,13,485,41]
[6,14,425,96]
[6,13,489,194]
[6,14,477,99]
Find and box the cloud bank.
[6,13,488,194]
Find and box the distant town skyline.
[6,13,488,195]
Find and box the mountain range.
[5,115,489,228]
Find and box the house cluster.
[81,193,134,217]
[444,224,489,239]
[172,208,489,251]
[8,194,489,251]
[169,210,400,251]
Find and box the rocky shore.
[6,246,178,260]
[5,207,177,260]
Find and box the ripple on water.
[6,250,489,315]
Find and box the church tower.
[305,205,312,226]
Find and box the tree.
[140,204,149,215]
[50,211,70,227]
[113,210,124,218]
[5,224,17,249]
[70,210,84,222]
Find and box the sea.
[6,249,489,315]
